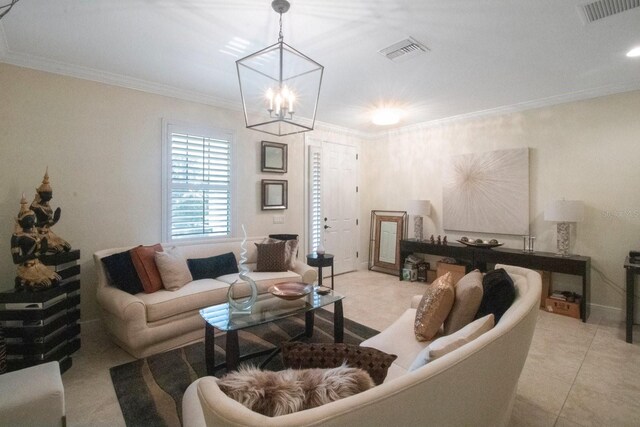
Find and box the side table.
[625,256,640,343]
[306,253,335,290]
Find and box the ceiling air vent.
[378,37,429,62]
[579,0,640,23]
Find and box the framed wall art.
[261,141,288,173]
[261,179,288,210]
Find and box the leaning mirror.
[261,179,288,210]
[261,141,288,173]
[369,210,407,274]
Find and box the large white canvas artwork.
[443,148,529,235]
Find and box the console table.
[624,256,640,343]
[399,239,591,322]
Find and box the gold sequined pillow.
[414,272,455,341]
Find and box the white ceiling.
[1,0,639,132]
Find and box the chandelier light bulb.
[627,46,640,58]
[372,108,402,126]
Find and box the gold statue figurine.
[11,195,60,291]
[30,169,71,254]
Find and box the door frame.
[303,134,360,273]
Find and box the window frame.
[161,119,237,243]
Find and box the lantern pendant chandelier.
[236,0,324,136]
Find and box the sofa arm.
[97,285,146,322]
[292,260,318,284]
[0,362,65,427]
[411,294,423,309]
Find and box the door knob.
[324,225,331,229]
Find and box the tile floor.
[62,270,640,426]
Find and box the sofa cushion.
[360,309,431,370]
[136,279,229,322]
[130,244,164,293]
[255,241,288,272]
[155,246,192,291]
[409,314,495,371]
[217,365,374,417]
[281,342,397,385]
[476,268,516,323]
[187,252,238,280]
[414,272,455,341]
[443,270,484,335]
[101,250,144,295]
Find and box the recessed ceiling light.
[627,47,640,58]
[372,108,402,126]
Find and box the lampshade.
[236,0,323,136]
[544,200,584,222]
[408,200,431,216]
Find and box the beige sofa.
[182,265,541,427]
[94,237,317,358]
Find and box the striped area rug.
[110,308,378,427]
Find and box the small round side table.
[306,253,335,290]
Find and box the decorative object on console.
[414,272,455,341]
[30,169,71,254]
[261,141,288,173]
[11,195,60,291]
[228,225,258,312]
[407,199,431,241]
[281,342,397,385]
[261,179,288,210]
[544,199,584,257]
[522,235,536,252]
[369,210,407,275]
[443,148,529,235]
[236,0,323,136]
[456,238,504,248]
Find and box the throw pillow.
[254,240,288,272]
[187,252,238,281]
[281,342,398,385]
[409,314,495,371]
[475,268,516,323]
[414,272,455,341]
[443,270,484,335]
[130,244,164,293]
[217,365,374,417]
[155,246,193,291]
[101,250,144,295]
[261,237,298,269]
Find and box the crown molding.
[0,49,242,111]
[313,119,372,140]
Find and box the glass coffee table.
[200,288,344,374]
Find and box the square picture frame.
[261,179,288,210]
[261,141,288,173]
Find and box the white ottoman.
[0,361,65,427]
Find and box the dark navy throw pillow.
[187,252,239,280]
[102,250,144,295]
[475,268,516,323]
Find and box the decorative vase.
[317,243,325,255]
[227,225,258,312]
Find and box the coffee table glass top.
[200,289,344,332]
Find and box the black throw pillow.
[187,252,239,280]
[475,268,516,323]
[102,250,144,295]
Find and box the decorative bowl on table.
[456,238,504,249]
[268,282,314,300]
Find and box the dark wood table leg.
[226,330,240,372]
[334,299,344,343]
[331,262,335,290]
[627,267,634,343]
[318,265,323,287]
[205,324,216,376]
[305,311,315,338]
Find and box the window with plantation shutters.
[309,146,322,252]
[163,123,233,241]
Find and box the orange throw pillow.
[130,244,164,293]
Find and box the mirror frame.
[261,179,288,210]
[261,141,288,173]
[368,210,408,275]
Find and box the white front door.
[322,142,358,275]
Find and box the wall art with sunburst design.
[443,148,529,235]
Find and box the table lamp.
[408,200,431,241]
[544,200,584,256]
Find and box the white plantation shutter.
[165,125,233,240]
[309,146,322,252]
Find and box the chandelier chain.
[278,12,283,43]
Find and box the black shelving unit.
[0,250,81,373]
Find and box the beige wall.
[0,63,307,320]
[361,90,640,318]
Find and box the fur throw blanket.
[217,364,375,417]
